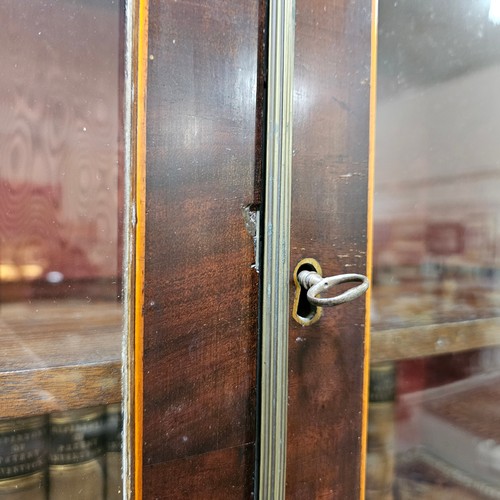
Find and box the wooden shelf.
[0,301,122,419]
[371,317,500,363]
[370,281,500,362]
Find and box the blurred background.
[367,0,500,498]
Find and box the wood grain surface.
[0,301,122,418]
[143,444,254,500]
[286,0,372,497]
[0,363,121,420]
[141,0,262,495]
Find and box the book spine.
[0,415,48,500]
[366,362,396,500]
[48,406,106,500]
[105,403,122,500]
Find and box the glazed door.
[131,0,373,497]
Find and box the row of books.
[0,404,122,499]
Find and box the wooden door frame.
[123,0,148,498]
[123,0,378,497]
[254,0,379,491]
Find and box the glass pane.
[368,1,500,498]
[0,1,124,499]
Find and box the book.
[0,414,47,499]
[48,406,106,500]
[105,403,122,500]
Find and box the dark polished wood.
[142,0,262,495]
[143,444,254,500]
[141,0,372,496]
[287,0,372,497]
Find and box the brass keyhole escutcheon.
[292,258,369,326]
[292,258,323,326]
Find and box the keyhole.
[292,258,323,326]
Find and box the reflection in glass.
[0,1,123,498]
[369,0,500,498]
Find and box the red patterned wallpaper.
[0,1,122,287]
